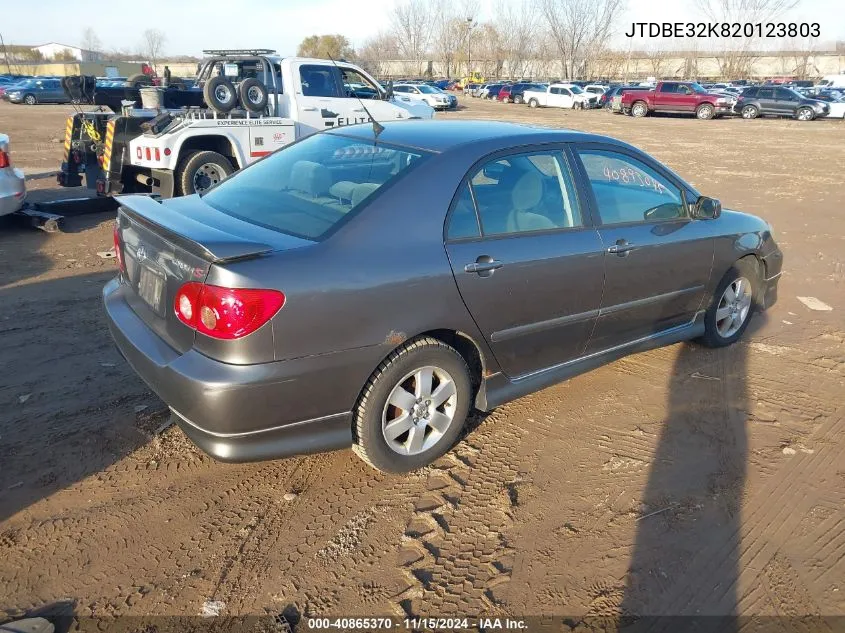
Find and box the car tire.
[631,101,648,117]
[796,106,815,121]
[238,78,269,113]
[514,95,522,104]
[352,337,472,473]
[203,76,238,113]
[528,98,539,108]
[176,150,235,195]
[698,258,760,348]
[696,103,715,120]
[741,104,759,119]
[23,94,37,105]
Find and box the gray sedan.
[105,121,783,472]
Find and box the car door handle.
[607,240,636,255]
[464,260,503,274]
[352,107,365,112]
[302,106,318,111]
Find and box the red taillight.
[0,150,9,169]
[154,148,161,161]
[145,147,151,161]
[113,223,126,274]
[174,282,285,340]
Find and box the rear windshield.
[202,132,429,240]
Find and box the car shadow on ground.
[619,314,766,630]
[0,269,158,524]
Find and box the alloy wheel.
[381,365,458,456]
[715,276,753,338]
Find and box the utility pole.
[466,17,474,79]
[0,33,13,75]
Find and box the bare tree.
[494,0,538,79]
[696,0,801,78]
[81,28,101,60]
[391,0,432,76]
[141,29,166,69]
[358,32,401,77]
[537,0,626,80]
[645,45,672,78]
[786,37,818,79]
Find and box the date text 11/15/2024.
[306,617,528,630]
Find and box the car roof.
[326,120,626,154]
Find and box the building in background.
[31,42,102,62]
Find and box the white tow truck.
[58,50,434,198]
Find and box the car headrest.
[507,210,556,233]
[511,171,543,210]
[351,182,380,207]
[290,160,331,197]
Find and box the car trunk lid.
[114,194,310,353]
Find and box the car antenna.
[326,53,385,139]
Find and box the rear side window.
[577,149,685,225]
[203,133,429,240]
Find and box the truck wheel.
[696,103,715,120]
[23,94,37,105]
[128,73,152,88]
[203,76,238,113]
[528,98,539,108]
[631,101,648,117]
[796,106,815,121]
[238,78,268,113]
[176,151,234,195]
[352,337,472,473]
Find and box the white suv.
[393,84,450,110]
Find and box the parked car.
[465,83,480,95]
[0,134,26,217]
[485,84,507,100]
[524,83,596,109]
[734,86,829,121]
[5,78,69,105]
[621,81,734,119]
[508,82,546,105]
[104,119,782,472]
[497,85,514,102]
[431,86,458,109]
[796,92,845,119]
[476,84,493,98]
[601,85,640,110]
[393,83,451,110]
[584,84,607,96]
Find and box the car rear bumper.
[0,168,26,217]
[103,278,358,462]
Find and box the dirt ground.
[1,98,844,627]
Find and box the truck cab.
[59,51,433,199]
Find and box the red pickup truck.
[620,81,734,120]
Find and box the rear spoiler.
[117,195,274,263]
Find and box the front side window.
[299,64,342,97]
[570,86,584,94]
[463,151,582,237]
[203,133,428,240]
[577,149,685,225]
[340,68,381,99]
[776,88,799,101]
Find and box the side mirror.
[693,196,721,220]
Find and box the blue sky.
[1,0,843,56]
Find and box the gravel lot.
[1,98,843,625]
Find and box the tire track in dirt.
[392,394,565,617]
